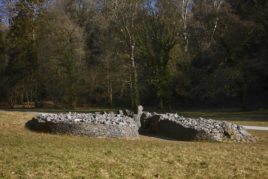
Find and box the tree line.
[0,0,267,110]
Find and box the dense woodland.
[0,0,267,110]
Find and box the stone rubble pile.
[140,112,255,142]
[26,111,139,138]
[37,112,137,127]
[26,106,255,142]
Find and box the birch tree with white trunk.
[209,0,223,46]
[112,0,141,108]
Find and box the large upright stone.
[133,105,143,128]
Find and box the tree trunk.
[159,97,164,110]
[109,86,113,106]
[182,0,189,52]
[130,42,140,109]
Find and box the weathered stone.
[25,106,254,142]
[26,112,139,138]
[124,109,134,117]
[139,112,254,142]
[133,105,143,128]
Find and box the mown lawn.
[0,111,267,178]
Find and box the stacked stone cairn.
[26,106,254,142]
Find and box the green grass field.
[177,110,268,127]
[0,111,268,178]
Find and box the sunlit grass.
[177,110,268,122]
[233,121,268,127]
[0,111,267,178]
[177,110,268,127]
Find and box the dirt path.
[243,126,268,131]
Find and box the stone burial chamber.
[26,106,255,142]
[26,111,140,138]
[139,112,255,142]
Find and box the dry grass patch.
[0,111,267,178]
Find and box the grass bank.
[0,111,267,178]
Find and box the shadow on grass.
[140,133,196,142]
[25,118,54,134]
